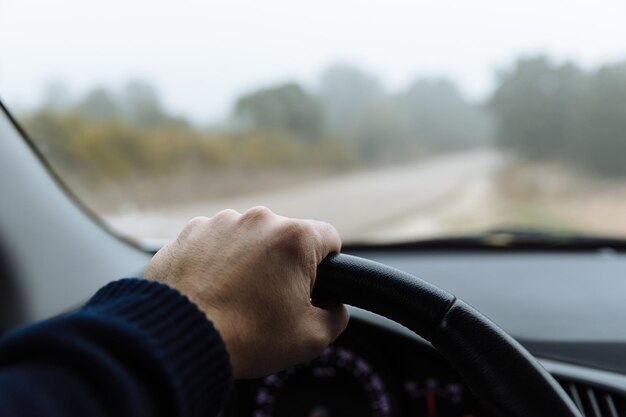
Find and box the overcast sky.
[1,0,625,123]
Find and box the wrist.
[204,308,245,379]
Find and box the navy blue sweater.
[0,279,232,417]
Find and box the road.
[105,149,503,244]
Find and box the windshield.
[2,0,625,244]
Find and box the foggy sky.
[1,0,625,123]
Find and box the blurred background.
[1,0,625,243]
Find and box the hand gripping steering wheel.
[313,254,582,417]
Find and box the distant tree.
[75,87,119,121]
[490,56,585,160]
[318,64,383,137]
[120,80,168,128]
[572,63,626,176]
[319,66,491,159]
[234,83,324,142]
[490,56,626,177]
[397,78,492,152]
[349,98,406,161]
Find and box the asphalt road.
[106,149,503,244]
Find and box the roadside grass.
[494,161,626,238]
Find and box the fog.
[2,0,626,123]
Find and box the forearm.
[0,279,232,417]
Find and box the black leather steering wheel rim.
[312,253,582,417]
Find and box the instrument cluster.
[224,319,492,417]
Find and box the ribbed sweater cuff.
[84,278,232,417]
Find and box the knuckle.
[313,220,340,242]
[241,206,272,223]
[275,221,312,249]
[187,216,210,227]
[320,221,339,237]
[212,209,239,220]
[145,244,175,281]
[180,216,210,237]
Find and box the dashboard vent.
[556,377,626,417]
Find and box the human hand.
[144,207,349,378]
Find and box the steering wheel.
[312,254,582,417]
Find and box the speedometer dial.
[253,345,395,417]
[403,377,486,417]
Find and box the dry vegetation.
[495,162,626,236]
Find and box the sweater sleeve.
[0,278,233,417]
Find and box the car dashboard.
[224,249,626,417]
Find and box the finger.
[210,208,241,221]
[306,219,342,260]
[178,216,211,241]
[182,210,240,241]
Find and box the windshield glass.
[2,0,626,244]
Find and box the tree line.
[235,65,492,161]
[22,56,626,186]
[24,80,357,183]
[491,56,626,177]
